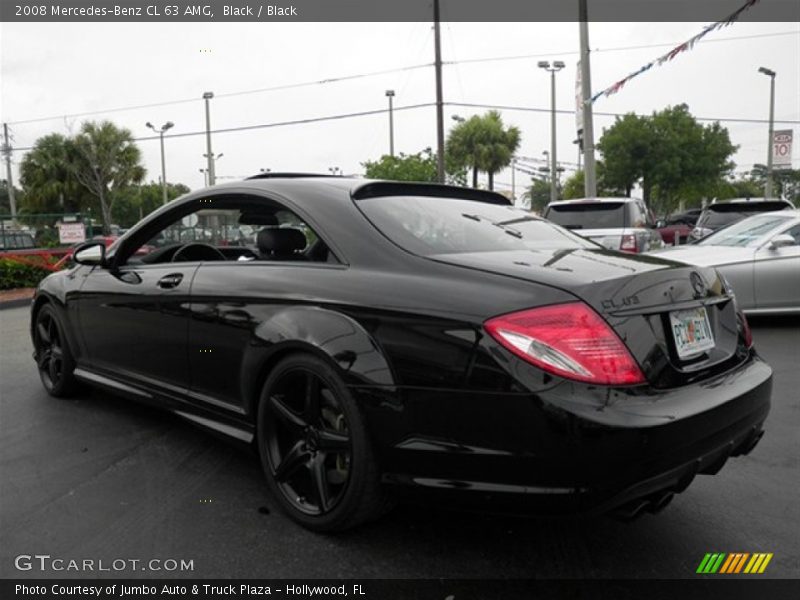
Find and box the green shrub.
[0,258,53,290]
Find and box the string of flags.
[591,0,761,103]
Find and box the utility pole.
[758,67,776,198]
[2,124,17,221]
[433,0,445,183]
[385,90,396,157]
[578,0,597,198]
[203,92,216,185]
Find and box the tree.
[561,165,626,200]
[363,149,438,182]
[523,178,551,213]
[0,181,24,215]
[19,133,86,214]
[112,182,190,227]
[70,121,146,234]
[597,104,737,214]
[561,170,585,200]
[447,111,521,190]
[750,166,800,203]
[362,147,467,185]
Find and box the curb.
[0,297,33,310]
[0,288,35,311]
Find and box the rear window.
[544,202,628,229]
[358,196,596,256]
[697,202,791,229]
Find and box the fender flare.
[240,306,396,416]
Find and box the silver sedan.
[651,210,800,315]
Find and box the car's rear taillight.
[619,234,638,253]
[740,311,753,348]
[484,302,646,385]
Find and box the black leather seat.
[256,227,307,260]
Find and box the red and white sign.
[58,222,86,244]
[772,129,793,169]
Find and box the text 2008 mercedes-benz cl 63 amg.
[31,176,771,531]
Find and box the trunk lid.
[429,248,747,388]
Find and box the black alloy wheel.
[34,304,77,397]
[257,354,388,531]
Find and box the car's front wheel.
[257,354,388,532]
[33,304,78,397]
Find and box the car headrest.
[257,227,306,256]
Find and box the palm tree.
[70,121,146,234]
[19,133,82,214]
[446,111,521,190]
[478,111,520,191]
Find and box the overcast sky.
[1,19,798,199]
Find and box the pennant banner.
[591,0,761,103]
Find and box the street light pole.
[146,121,174,204]
[538,61,565,203]
[385,90,395,157]
[203,91,216,186]
[758,67,776,198]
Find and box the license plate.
[669,307,715,359]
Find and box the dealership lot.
[1,305,797,579]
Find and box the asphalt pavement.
[1,305,798,579]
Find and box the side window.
[782,224,800,245]
[628,202,647,228]
[124,196,336,265]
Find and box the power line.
[6,63,433,126]
[443,30,800,66]
[7,29,797,127]
[12,103,437,152]
[11,99,798,153]
[447,102,800,125]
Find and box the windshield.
[358,196,597,256]
[698,214,792,247]
[544,202,628,229]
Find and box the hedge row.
[0,258,54,290]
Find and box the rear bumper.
[372,354,772,515]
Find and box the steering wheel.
[171,243,227,262]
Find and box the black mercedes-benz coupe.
[31,176,771,531]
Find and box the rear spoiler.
[352,181,511,206]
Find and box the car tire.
[257,353,390,532]
[33,304,78,397]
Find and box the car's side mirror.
[73,241,107,266]
[655,220,666,229]
[768,234,796,250]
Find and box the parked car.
[543,197,664,253]
[656,209,702,245]
[0,230,36,251]
[652,210,800,314]
[31,176,770,531]
[690,198,794,241]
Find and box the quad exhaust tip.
[612,491,675,522]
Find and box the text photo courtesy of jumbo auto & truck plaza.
[1,1,799,599]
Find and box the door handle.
[157,273,184,289]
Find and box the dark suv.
[690,198,794,241]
